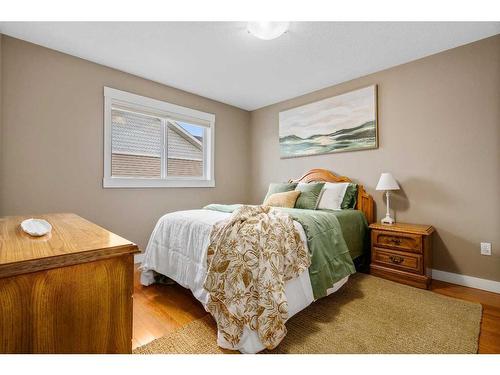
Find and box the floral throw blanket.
[203,205,310,350]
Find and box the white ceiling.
[0,22,499,110]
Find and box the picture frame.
[279,85,378,159]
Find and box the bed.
[140,168,374,353]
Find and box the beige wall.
[0,35,3,196]
[1,34,499,282]
[0,36,251,250]
[249,35,500,281]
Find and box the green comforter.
[203,204,368,300]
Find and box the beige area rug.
[134,273,482,354]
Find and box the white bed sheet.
[140,209,348,353]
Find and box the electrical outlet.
[480,242,492,256]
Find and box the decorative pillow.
[341,183,358,209]
[263,191,301,208]
[317,182,350,210]
[294,182,325,210]
[263,182,298,203]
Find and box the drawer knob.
[389,255,404,264]
[389,238,402,245]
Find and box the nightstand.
[369,222,434,289]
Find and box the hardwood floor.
[132,270,208,350]
[132,265,500,353]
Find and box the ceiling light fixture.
[247,22,290,40]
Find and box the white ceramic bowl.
[20,218,52,237]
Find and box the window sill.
[103,177,215,188]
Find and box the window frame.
[103,87,215,188]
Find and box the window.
[103,87,215,188]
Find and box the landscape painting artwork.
[279,85,378,158]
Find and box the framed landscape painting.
[279,85,378,158]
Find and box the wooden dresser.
[369,222,434,289]
[0,213,139,353]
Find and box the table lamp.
[376,172,400,224]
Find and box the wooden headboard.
[290,168,375,224]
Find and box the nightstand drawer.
[372,230,422,253]
[372,247,423,274]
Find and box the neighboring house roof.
[112,109,202,160]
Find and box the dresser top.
[369,222,434,235]
[0,213,138,278]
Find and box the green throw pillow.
[294,182,325,209]
[341,183,358,209]
[263,182,298,203]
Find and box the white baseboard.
[134,253,145,264]
[432,269,500,294]
[131,256,499,293]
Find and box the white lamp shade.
[376,173,400,191]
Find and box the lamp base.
[381,215,395,225]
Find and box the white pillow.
[317,182,350,210]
